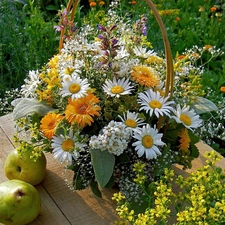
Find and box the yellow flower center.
[111,85,124,94]
[61,139,74,152]
[69,83,81,94]
[142,135,153,148]
[125,119,137,128]
[149,100,162,109]
[180,114,192,126]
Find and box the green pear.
[4,149,46,186]
[0,179,41,225]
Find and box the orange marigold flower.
[178,128,191,151]
[204,45,213,50]
[220,86,225,92]
[131,1,136,5]
[40,113,64,139]
[65,92,101,128]
[131,65,160,88]
[99,1,105,5]
[176,17,180,21]
[199,6,204,12]
[90,1,97,7]
[210,6,217,12]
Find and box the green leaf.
[90,180,102,198]
[189,131,200,158]
[46,5,59,11]
[12,98,53,120]
[191,97,218,114]
[73,169,86,190]
[14,0,28,5]
[91,149,115,188]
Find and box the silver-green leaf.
[91,149,115,188]
[192,97,218,114]
[12,98,53,120]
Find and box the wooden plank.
[1,114,225,225]
[0,116,73,225]
[0,115,118,224]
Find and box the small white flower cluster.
[89,121,131,156]
[21,70,40,98]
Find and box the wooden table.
[1,114,225,225]
[0,114,118,225]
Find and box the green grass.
[0,0,59,97]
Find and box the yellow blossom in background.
[199,6,204,12]
[158,9,180,16]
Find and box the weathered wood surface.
[0,114,118,225]
[0,114,225,225]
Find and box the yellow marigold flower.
[40,113,64,139]
[65,92,101,128]
[131,65,160,88]
[178,128,191,151]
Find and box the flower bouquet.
[12,0,217,201]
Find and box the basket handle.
[59,0,173,98]
[59,0,79,50]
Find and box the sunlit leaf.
[191,97,218,114]
[12,98,53,120]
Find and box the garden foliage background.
[0,0,225,153]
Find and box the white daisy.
[138,89,174,118]
[118,111,145,130]
[61,72,89,100]
[132,124,165,159]
[133,46,156,59]
[51,130,86,164]
[173,105,202,130]
[103,77,134,98]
